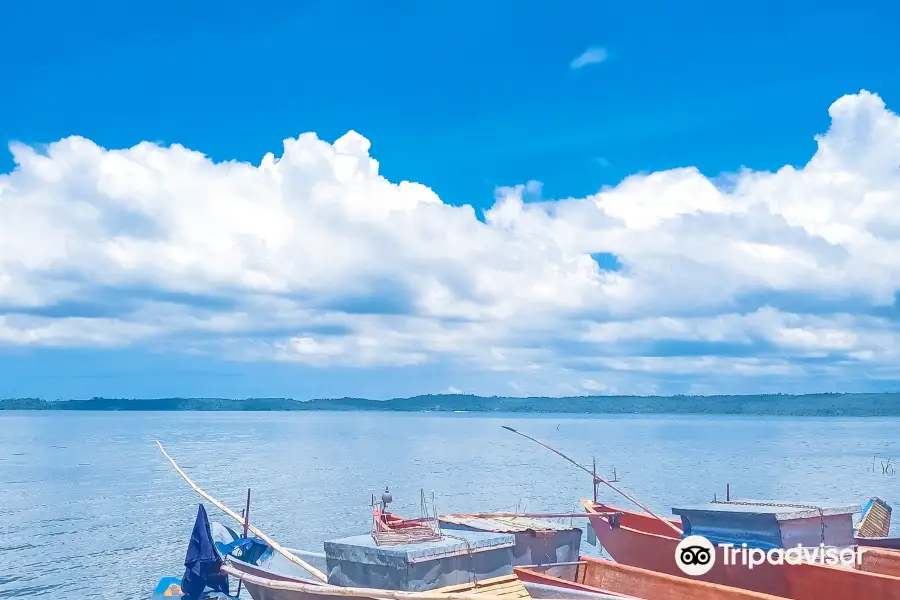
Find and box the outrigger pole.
[155,441,329,582]
[500,426,683,535]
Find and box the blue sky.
[2,0,900,399]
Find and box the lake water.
[2,411,900,599]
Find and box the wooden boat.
[582,499,900,600]
[221,523,530,600]
[213,522,328,592]
[514,555,790,600]
[221,564,541,600]
[157,444,541,600]
[221,512,787,600]
[216,501,535,600]
[224,564,662,600]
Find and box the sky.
[2,0,900,399]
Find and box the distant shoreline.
[2,393,900,416]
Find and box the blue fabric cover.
[212,521,273,566]
[216,536,273,566]
[181,504,230,600]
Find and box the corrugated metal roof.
[440,514,578,533]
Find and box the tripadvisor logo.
[675,535,716,576]
[674,535,867,576]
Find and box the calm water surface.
[2,412,900,599]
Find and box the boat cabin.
[326,488,584,593]
[671,500,861,550]
[324,529,516,591]
[440,514,582,566]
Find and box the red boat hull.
[515,555,790,600]
[582,500,788,596]
[582,499,900,600]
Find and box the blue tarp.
[213,521,273,566]
[181,504,230,600]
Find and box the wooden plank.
[470,586,521,595]
[434,573,530,598]
[461,581,528,597]
[436,584,476,593]
[501,588,530,598]
[480,582,522,590]
[488,581,522,594]
[472,585,528,597]
[477,582,528,595]
[437,576,518,593]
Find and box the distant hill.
[2,393,900,416]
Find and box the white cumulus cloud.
[570,47,608,69]
[2,90,900,394]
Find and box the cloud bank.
[2,90,900,395]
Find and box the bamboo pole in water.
[500,426,683,536]
[155,441,328,582]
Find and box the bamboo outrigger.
[156,441,328,583]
